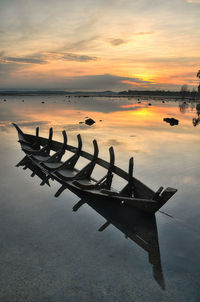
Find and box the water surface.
[0,95,200,301]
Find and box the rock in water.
[85,118,95,126]
[163,117,179,126]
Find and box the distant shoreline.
[0,90,199,99]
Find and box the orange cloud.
[121,80,141,86]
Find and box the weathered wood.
[44,130,67,163]
[72,139,99,180]
[13,123,38,147]
[25,133,155,199]
[36,126,39,137]
[22,128,53,156]
[73,146,115,190]
[52,134,83,171]
[16,154,166,289]
[14,125,177,212]
[153,186,164,201]
[158,187,177,208]
[120,157,134,197]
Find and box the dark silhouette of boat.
[13,123,177,214]
[15,155,166,290]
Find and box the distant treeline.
[0,90,115,96]
[0,89,199,98]
[118,89,199,98]
[0,91,68,96]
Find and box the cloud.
[0,61,21,79]
[127,56,200,64]
[109,38,128,46]
[107,31,154,46]
[135,31,155,36]
[0,52,46,64]
[63,36,99,52]
[62,53,98,62]
[4,56,46,64]
[170,72,195,79]
[187,0,200,3]
[121,80,148,87]
[3,54,46,64]
[62,73,152,91]
[2,72,179,91]
[0,69,189,91]
[0,53,47,83]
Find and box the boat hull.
[13,124,177,214]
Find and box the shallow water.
[0,95,200,301]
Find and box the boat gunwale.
[22,153,160,215]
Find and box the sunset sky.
[0,0,200,91]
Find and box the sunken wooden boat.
[14,156,166,289]
[13,123,177,213]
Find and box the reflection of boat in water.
[74,197,165,290]
[15,155,165,290]
[13,123,177,214]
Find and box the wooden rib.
[62,130,67,149]
[96,146,114,189]
[48,127,53,142]
[119,157,134,197]
[36,127,39,137]
[44,130,67,163]
[73,139,99,180]
[77,134,82,151]
[25,133,156,198]
[55,134,83,170]
[152,187,164,201]
[13,123,35,145]
[73,146,114,190]
[28,127,53,156]
[12,123,24,137]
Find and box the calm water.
[0,95,200,301]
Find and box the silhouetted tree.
[197,70,200,94]
[191,87,197,99]
[196,103,200,115]
[192,103,200,127]
[180,84,188,99]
